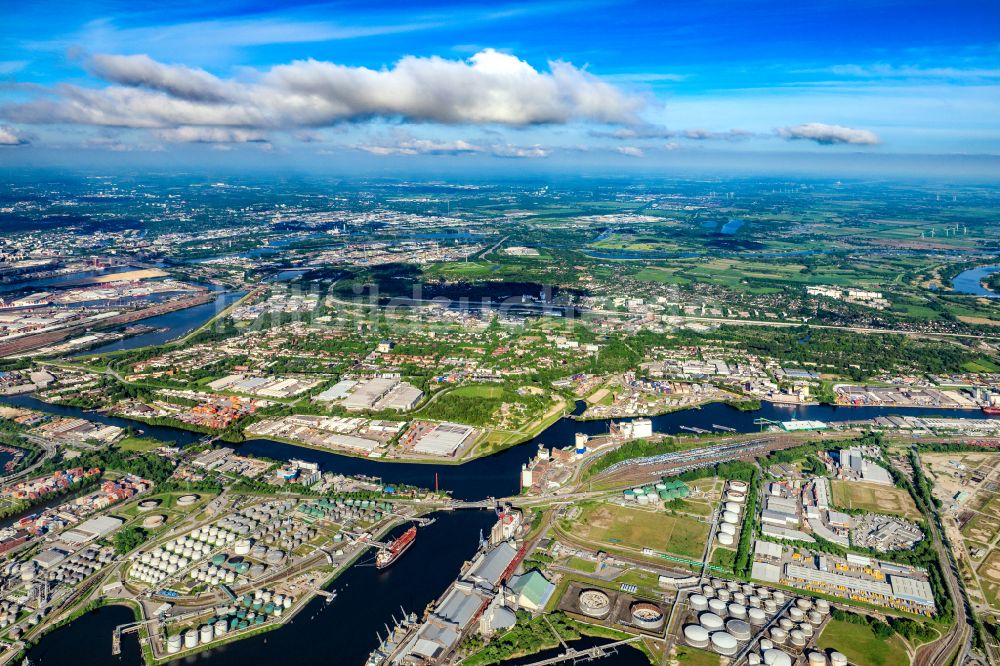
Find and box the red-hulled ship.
[984,406,1000,415]
[376,526,416,570]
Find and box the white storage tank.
[789,607,804,622]
[215,620,227,638]
[770,627,788,644]
[763,649,792,666]
[684,624,710,649]
[816,599,831,614]
[728,603,747,619]
[708,599,728,616]
[718,532,735,546]
[719,523,737,536]
[808,652,827,666]
[700,612,724,631]
[711,632,738,656]
[808,610,823,625]
[717,589,731,602]
[796,598,812,611]
[726,619,752,641]
[789,630,806,647]
[722,511,739,524]
[830,652,848,666]
[184,629,199,649]
[200,624,214,644]
[748,608,767,625]
[689,594,709,612]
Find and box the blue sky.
[2,0,998,171]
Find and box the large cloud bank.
[2,49,642,135]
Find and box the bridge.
[513,637,642,666]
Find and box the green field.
[830,480,921,520]
[816,619,908,666]
[674,645,719,666]
[573,503,709,560]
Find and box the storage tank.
[215,620,227,638]
[830,652,848,666]
[700,613,724,631]
[718,532,734,546]
[778,618,794,631]
[726,491,746,503]
[725,501,741,513]
[789,607,804,622]
[749,654,762,666]
[726,619,752,641]
[726,581,739,592]
[733,593,747,605]
[796,598,812,611]
[234,540,252,556]
[760,639,773,651]
[711,632,738,656]
[578,589,612,619]
[728,603,747,619]
[630,602,665,631]
[708,599,727,616]
[748,608,767,625]
[200,624,214,644]
[184,629,199,649]
[684,624,710,649]
[789,630,806,647]
[772,591,786,604]
[689,594,709,612]
[748,595,762,608]
[763,599,777,614]
[717,589,731,602]
[729,480,749,492]
[167,634,182,654]
[799,623,814,638]
[770,627,788,644]
[763,649,792,666]
[722,511,739,524]
[720,523,737,536]
[816,599,831,615]
[808,652,827,666]
[808,611,823,625]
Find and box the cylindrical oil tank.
[729,480,749,492]
[830,652,848,666]
[717,589,731,602]
[726,619,751,641]
[726,581,739,592]
[789,607,804,622]
[722,511,739,524]
[799,623,814,638]
[167,634,182,653]
[760,639,773,651]
[708,599,727,616]
[689,594,709,612]
[796,598,812,611]
[728,603,747,619]
[763,649,792,666]
[763,599,777,614]
[778,618,794,631]
[184,629,198,649]
[630,602,665,631]
[748,608,767,625]
[808,652,827,666]
[200,625,213,644]
[748,596,762,608]
[808,611,823,625]
[684,624,710,648]
[700,612,724,631]
[215,620,227,638]
[578,589,612,619]
[758,587,771,599]
[772,591,786,604]
[770,627,788,644]
[816,599,831,615]
[720,523,737,536]
[749,654,762,666]
[789,630,806,647]
[733,593,747,605]
[726,492,746,503]
[711,632,738,656]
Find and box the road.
[912,453,972,666]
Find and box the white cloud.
[682,128,753,141]
[2,49,642,132]
[830,64,1000,80]
[615,146,643,157]
[591,124,674,140]
[0,126,27,145]
[490,143,549,158]
[153,127,268,143]
[87,54,231,102]
[775,122,880,145]
[356,138,483,156]
[663,141,681,151]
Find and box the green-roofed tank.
[211,554,227,566]
[623,489,636,498]
[238,621,249,630]
[264,602,275,614]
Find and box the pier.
[513,637,642,665]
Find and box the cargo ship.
[984,406,1000,415]
[376,526,416,570]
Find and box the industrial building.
[410,422,476,457]
[837,447,894,486]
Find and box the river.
[20,395,998,665]
[951,265,1000,297]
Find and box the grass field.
[450,385,506,398]
[831,480,920,520]
[976,550,1000,609]
[674,645,719,666]
[117,436,164,452]
[816,619,909,666]
[566,556,596,573]
[573,503,709,560]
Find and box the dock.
[513,637,641,665]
